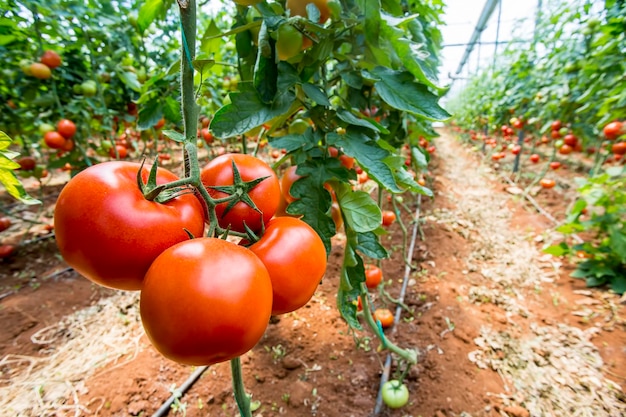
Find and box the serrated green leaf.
[253,38,278,104]
[337,188,381,233]
[0,168,40,205]
[411,146,429,169]
[138,100,163,131]
[329,130,403,193]
[356,231,388,259]
[200,19,222,55]
[336,109,387,133]
[369,67,450,121]
[337,269,362,330]
[0,155,20,170]
[210,84,295,138]
[0,131,12,151]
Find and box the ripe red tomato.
[551,120,562,131]
[530,154,540,163]
[0,217,11,233]
[57,119,77,139]
[153,118,165,130]
[612,142,626,155]
[549,161,562,170]
[200,128,214,143]
[141,237,273,365]
[54,161,205,290]
[563,134,578,147]
[44,131,66,149]
[40,50,62,69]
[550,130,561,139]
[540,178,556,189]
[286,0,331,23]
[330,201,342,231]
[249,217,327,315]
[281,166,302,204]
[382,210,396,226]
[201,153,280,233]
[109,145,128,159]
[30,62,51,79]
[373,308,394,328]
[511,145,521,155]
[603,121,623,140]
[559,144,573,155]
[365,264,382,289]
[339,154,355,170]
[0,244,16,259]
[16,156,36,171]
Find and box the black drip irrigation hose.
[373,194,423,416]
[152,365,209,417]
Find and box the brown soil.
[1,130,625,417]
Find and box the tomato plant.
[381,380,410,409]
[54,161,205,290]
[249,217,327,315]
[201,153,281,233]
[140,237,273,365]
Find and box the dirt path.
[1,130,625,417]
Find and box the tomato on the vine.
[382,210,396,226]
[201,153,280,233]
[381,380,409,409]
[30,62,51,79]
[40,50,62,69]
[109,145,128,159]
[529,154,540,163]
[365,264,382,289]
[54,161,205,290]
[141,237,273,365]
[16,156,36,171]
[44,131,66,149]
[612,142,626,155]
[373,308,394,328]
[280,165,301,204]
[286,0,331,23]
[249,217,327,315]
[275,24,303,61]
[0,244,16,259]
[57,119,77,139]
[603,121,623,140]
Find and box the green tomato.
[275,24,303,61]
[39,123,55,135]
[81,80,97,97]
[554,139,564,148]
[381,380,409,409]
[288,118,310,135]
[136,68,147,83]
[20,59,33,75]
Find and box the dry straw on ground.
[0,292,144,416]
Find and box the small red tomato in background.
[44,131,66,149]
[40,50,62,69]
[382,210,396,226]
[530,154,540,163]
[373,308,394,328]
[0,217,11,233]
[603,121,623,140]
[57,119,77,139]
[549,161,562,170]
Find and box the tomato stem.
[358,282,418,365]
[230,357,252,417]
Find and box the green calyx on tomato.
[54,161,205,291]
[140,237,273,365]
[201,153,280,233]
[381,380,409,409]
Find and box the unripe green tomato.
[20,59,33,75]
[558,127,568,136]
[246,7,262,44]
[73,84,84,94]
[288,118,310,135]
[587,18,600,29]
[39,123,55,135]
[327,0,342,19]
[554,139,564,148]
[275,24,303,61]
[223,94,232,105]
[122,56,134,66]
[81,81,97,97]
[136,68,147,83]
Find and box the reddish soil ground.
[1,130,624,417]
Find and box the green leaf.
[200,19,222,56]
[118,70,142,92]
[609,275,626,295]
[336,109,388,134]
[253,38,278,104]
[543,242,570,256]
[329,130,403,193]
[0,166,40,205]
[369,67,450,121]
[336,185,381,233]
[301,83,331,106]
[269,130,316,153]
[609,227,626,264]
[411,146,429,169]
[210,84,295,138]
[162,96,182,124]
[356,231,388,259]
[337,269,361,330]
[162,130,185,143]
[137,100,163,131]
[0,131,12,151]
[137,0,170,34]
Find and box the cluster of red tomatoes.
[53,153,327,366]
